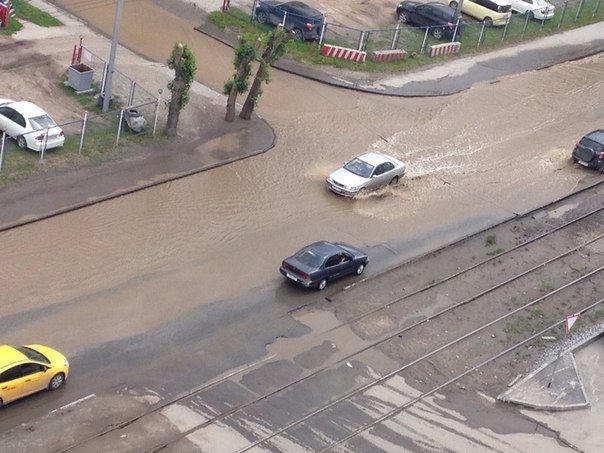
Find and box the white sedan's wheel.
[17,136,27,149]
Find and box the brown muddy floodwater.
[1,1,603,351]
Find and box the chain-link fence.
[245,0,602,55]
[343,0,603,54]
[0,45,161,174]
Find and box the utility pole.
[102,0,124,113]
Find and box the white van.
[449,0,512,26]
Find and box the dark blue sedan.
[280,241,368,290]
[254,1,325,40]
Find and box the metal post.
[501,15,510,41]
[40,129,48,162]
[391,23,400,49]
[558,0,568,27]
[153,89,162,136]
[101,62,108,97]
[452,18,460,42]
[547,329,568,389]
[0,132,5,171]
[128,80,136,107]
[318,20,327,48]
[103,0,124,114]
[282,11,287,27]
[79,111,88,154]
[117,109,125,146]
[540,6,548,28]
[361,31,370,52]
[575,0,585,21]
[420,26,429,54]
[594,0,602,16]
[251,0,257,22]
[357,31,365,51]
[521,12,530,39]
[477,21,486,48]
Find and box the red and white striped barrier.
[371,49,407,63]
[321,44,366,63]
[429,42,461,57]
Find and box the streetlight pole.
[102,0,124,113]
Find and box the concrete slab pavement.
[498,330,604,411]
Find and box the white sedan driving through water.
[326,152,406,197]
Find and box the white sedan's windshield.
[344,158,374,178]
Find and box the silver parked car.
[326,152,406,197]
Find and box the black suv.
[572,129,604,173]
[254,1,325,41]
[396,1,465,40]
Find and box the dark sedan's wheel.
[398,11,409,23]
[256,11,269,24]
[432,27,445,40]
[17,136,27,149]
[356,263,365,275]
[389,176,399,186]
[317,279,327,291]
[484,17,493,27]
[48,373,65,391]
[291,28,303,40]
[449,1,459,8]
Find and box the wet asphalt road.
[1,0,604,449]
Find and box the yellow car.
[0,344,69,408]
[450,0,512,26]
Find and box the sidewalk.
[196,19,604,96]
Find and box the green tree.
[165,42,197,137]
[239,27,289,120]
[223,36,257,122]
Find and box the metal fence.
[0,45,162,172]
[248,0,602,55]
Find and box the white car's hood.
[328,168,368,189]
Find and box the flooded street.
[1,1,603,352]
[1,0,603,449]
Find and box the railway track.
[59,181,604,452]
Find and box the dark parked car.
[254,1,324,40]
[280,241,368,290]
[396,1,465,40]
[572,129,604,173]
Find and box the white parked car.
[0,99,65,152]
[326,152,406,197]
[509,0,555,19]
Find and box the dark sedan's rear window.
[580,137,604,153]
[295,249,323,268]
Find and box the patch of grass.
[485,234,497,246]
[0,0,62,35]
[486,248,504,256]
[13,0,62,27]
